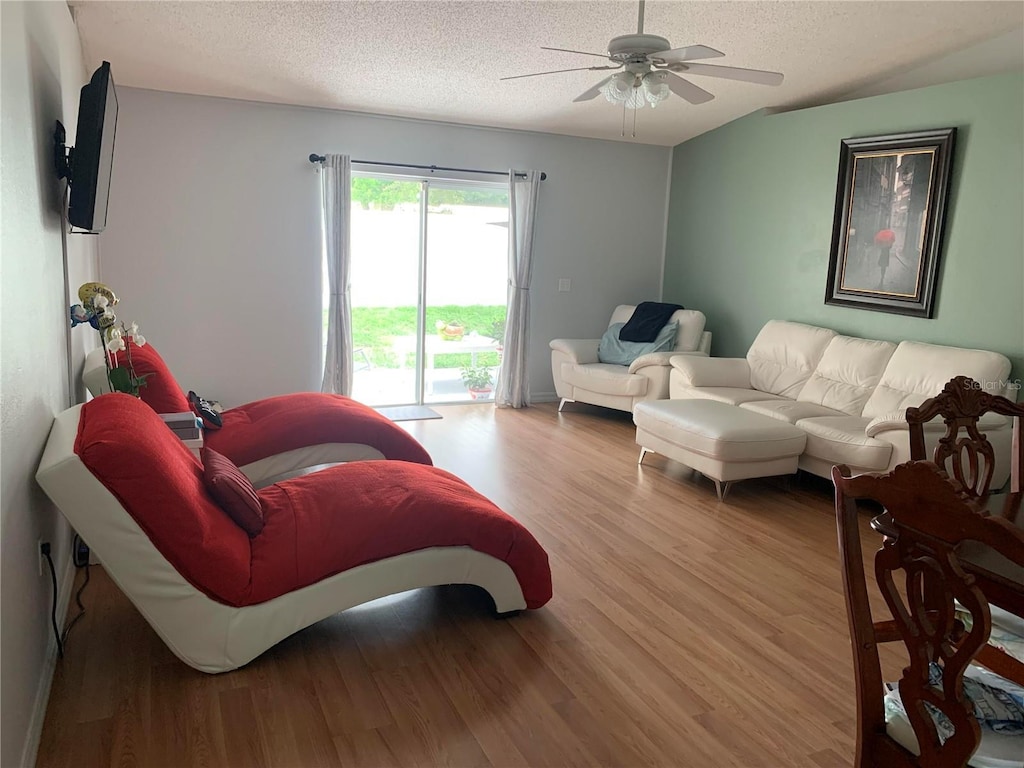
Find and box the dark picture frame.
[824,128,956,318]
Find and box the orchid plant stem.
[99,326,115,392]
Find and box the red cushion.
[74,394,252,605]
[74,395,551,609]
[254,462,552,609]
[114,342,430,467]
[201,448,264,537]
[205,393,432,467]
[112,342,192,414]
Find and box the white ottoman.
[633,399,807,500]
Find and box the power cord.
[42,534,91,659]
[42,543,64,658]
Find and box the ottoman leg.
[558,398,574,413]
[638,447,649,465]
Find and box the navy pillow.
[598,321,678,366]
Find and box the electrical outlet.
[37,539,46,576]
[558,278,571,293]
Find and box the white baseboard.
[530,391,558,403]
[20,553,76,768]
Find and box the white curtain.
[320,154,353,395]
[495,169,541,409]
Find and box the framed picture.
[824,128,956,317]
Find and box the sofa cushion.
[797,336,896,416]
[598,321,678,365]
[681,388,789,406]
[562,362,648,397]
[796,416,892,470]
[746,321,837,398]
[741,400,847,424]
[862,341,1012,419]
[609,304,706,352]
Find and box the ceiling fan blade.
[650,45,725,63]
[501,65,619,82]
[572,76,615,102]
[665,73,715,104]
[672,62,784,86]
[541,46,612,59]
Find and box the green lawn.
[326,305,506,368]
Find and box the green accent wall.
[664,72,1023,379]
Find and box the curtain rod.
[308,155,546,181]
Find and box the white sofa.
[667,320,1017,486]
[550,304,711,414]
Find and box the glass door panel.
[348,177,423,406]
[423,183,509,404]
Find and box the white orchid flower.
[128,322,139,337]
[93,294,109,310]
[106,336,126,353]
[133,334,146,347]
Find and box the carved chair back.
[906,375,1024,499]
[833,461,1024,768]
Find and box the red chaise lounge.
[37,394,552,672]
[82,342,433,482]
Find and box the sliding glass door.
[346,175,508,406]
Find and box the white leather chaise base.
[634,399,807,499]
[239,443,386,485]
[36,405,527,673]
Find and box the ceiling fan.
[501,0,784,118]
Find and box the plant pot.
[468,387,493,400]
[438,323,465,341]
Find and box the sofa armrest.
[669,356,751,388]
[628,351,679,374]
[549,338,600,365]
[866,409,1009,438]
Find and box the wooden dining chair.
[906,375,1024,499]
[833,460,1024,767]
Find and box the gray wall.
[664,72,1024,376]
[1,3,100,765]
[99,88,672,406]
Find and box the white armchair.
[550,304,711,414]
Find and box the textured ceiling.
[71,1,1024,146]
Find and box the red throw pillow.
[201,448,264,537]
[112,341,192,414]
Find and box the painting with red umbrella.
[824,129,956,318]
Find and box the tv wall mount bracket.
[53,120,73,181]
[52,120,97,235]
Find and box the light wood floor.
[38,401,901,768]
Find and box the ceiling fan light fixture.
[642,71,669,107]
[599,71,634,105]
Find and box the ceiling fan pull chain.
[632,104,638,138]
[637,0,645,34]
[621,101,627,137]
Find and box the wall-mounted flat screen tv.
[69,61,118,232]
